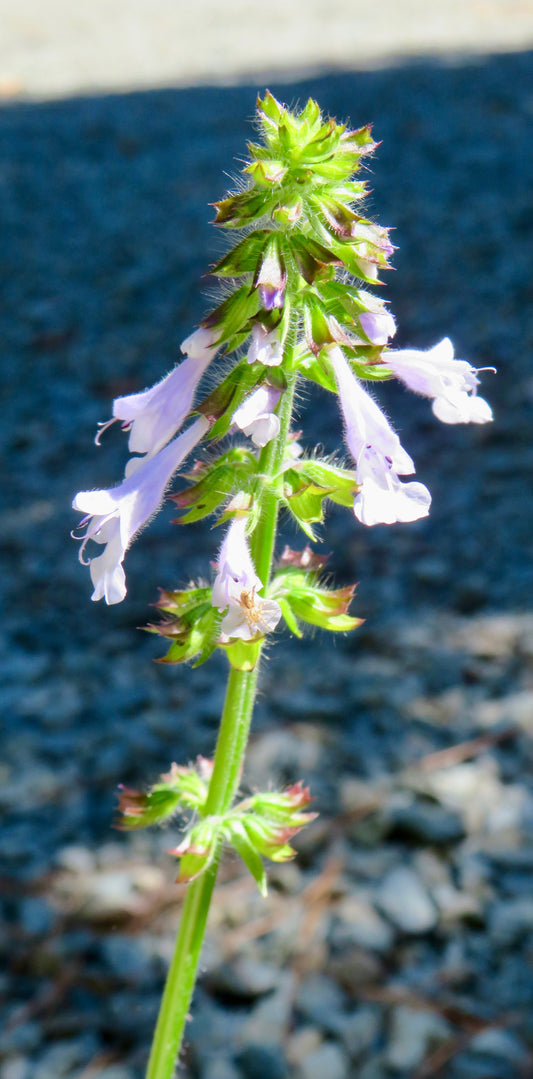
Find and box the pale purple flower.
[73,417,208,604]
[359,310,397,346]
[247,324,283,367]
[212,518,282,640]
[232,384,281,448]
[385,338,493,425]
[256,251,286,310]
[330,346,431,526]
[96,328,218,457]
[356,258,379,282]
[180,327,219,360]
[353,446,433,526]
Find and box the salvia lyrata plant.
[72,92,493,1078]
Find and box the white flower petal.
[89,531,127,604]
[232,384,281,447]
[245,414,280,448]
[180,326,218,359]
[354,475,431,526]
[432,392,492,425]
[247,324,283,366]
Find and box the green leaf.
[155,614,218,667]
[324,236,383,281]
[116,759,212,830]
[213,189,272,227]
[286,479,329,524]
[303,297,337,350]
[116,787,183,830]
[171,818,222,882]
[204,285,261,342]
[309,156,356,181]
[299,96,321,132]
[176,849,212,884]
[290,596,362,632]
[155,586,212,616]
[226,821,268,896]
[351,361,393,382]
[196,361,265,441]
[298,350,336,392]
[244,160,288,187]
[342,123,377,153]
[257,90,285,125]
[299,459,358,508]
[291,235,340,285]
[149,588,219,666]
[210,230,270,278]
[310,193,362,237]
[271,569,362,635]
[278,597,302,638]
[172,449,256,524]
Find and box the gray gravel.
[2,46,533,1079]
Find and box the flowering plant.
[72,92,492,1079]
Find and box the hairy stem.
[145,369,297,1079]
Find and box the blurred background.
[2,3,533,1079]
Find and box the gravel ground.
[2,46,533,1079]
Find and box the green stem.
[252,365,297,583]
[145,368,297,1079]
[145,666,257,1079]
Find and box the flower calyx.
[116,757,213,830]
[211,516,282,670]
[169,781,317,894]
[148,586,219,666]
[170,446,257,525]
[281,455,359,539]
[270,553,362,637]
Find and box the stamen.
[95,418,118,446]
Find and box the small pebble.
[297,1041,349,1079]
[386,1005,452,1071]
[236,1043,288,1079]
[376,866,438,934]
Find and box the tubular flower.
[255,244,287,311]
[359,309,397,345]
[97,328,218,457]
[330,346,431,526]
[385,338,493,424]
[232,384,281,448]
[212,518,282,640]
[73,416,209,604]
[247,323,283,367]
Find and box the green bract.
[116,758,213,829]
